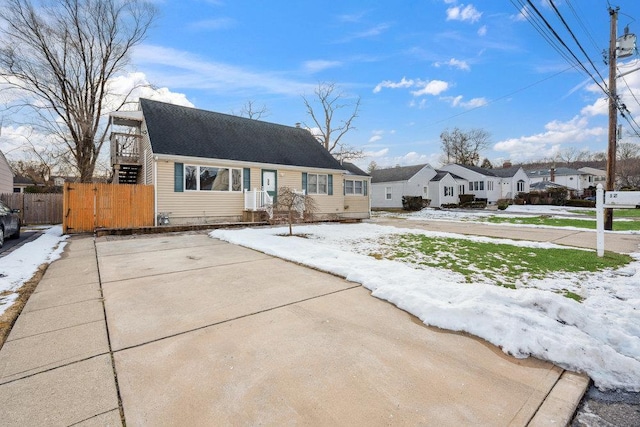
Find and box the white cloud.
[106,72,194,109]
[446,4,482,23]
[373,77,415,93]
[369,135,382,143]
[434,58,470,71]
[358,150,440,169]
[493,116,606,162]
[477,25,487,36]
[303,60,342,73]
[132,44,315,96]
[442,95,487,109]
[411,80,449,96]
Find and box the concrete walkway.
[0,224,605,426]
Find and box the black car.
[0,200,21,247]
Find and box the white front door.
[262,170,276,197]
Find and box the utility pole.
[604,7,618,231]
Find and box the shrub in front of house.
[497,199,511,210]
[566,199,596,208]
[402,196,423,211]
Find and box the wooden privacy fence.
[63,183,154,234]
[0,193,63,225]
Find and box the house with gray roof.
[527,167,595,195]
[370,164,466,208]
[109,99,370,224]
[440,163,529,204]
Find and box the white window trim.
[345,179,364,195]
[385,186,392,200]
[185,164,242,192]
[307,173,328,195]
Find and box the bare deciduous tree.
[440,127,490,166]
[0,0,157,182]
[235,100,269,120]
[273,186,318,236]
[302,82,361,158]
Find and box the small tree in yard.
[274,187,318,236]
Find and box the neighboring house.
[370,164,467,208]
[12,175,34,193]
[0,150,13,194]
[429,171,466,207]
[370,164,436,209]
[109,99,371,224]
[527,167,590,195]
[439,163,529,204]
[578,167,607,187]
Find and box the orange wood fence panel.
[63,183,154,234]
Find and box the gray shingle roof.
[527,167,587,178]
[140,98,344,171]
[450,163,522,178]
[342,162,369,176]
[370,164,429,183]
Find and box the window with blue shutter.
[364,180,368,196]
[243,168,251,190]
[328,174,333,195]
[302,172,307,193]
[174,163,183,192]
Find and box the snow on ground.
[0,226,67,316]
[211,222,640,392]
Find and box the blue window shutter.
[328,174,333,195]
[243,168,250,190]
[302,172,307,193]
[343,180,346,196]
[364,180,368,196]
[174,163,183,192]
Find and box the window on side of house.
[487,181,493,191]
[459,185,465,194]
[385,186,392,200]
[344,179,365,195]
[444,186,454,197]
[479,181,485,191]
[307,173,328,195]
[517,180,525,192]
[184,165,242,191]
[345,180,354,194]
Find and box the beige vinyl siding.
[156,161,244,223]
[343,194,370,218]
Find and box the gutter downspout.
[153,156,158,227]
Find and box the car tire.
[12,222,20,239]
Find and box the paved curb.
[529,371,591,426]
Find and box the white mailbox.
[604,191,640,209]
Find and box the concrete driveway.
[0,230,589,426]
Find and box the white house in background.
[0,150,13,194]
[526,167,591,194]
[439,164,529,204]
[429,171,467,207]
[578,167,606,188]
[370,164,467,208]
[371,164,435,209]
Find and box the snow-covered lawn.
[0,226,67,317]
[211,221,640,392]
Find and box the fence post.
[596,184,604,257]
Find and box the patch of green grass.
[370,234,632,295]
[572,208,640,218]
[483,215,640,231]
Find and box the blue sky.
[3,0,640,171]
